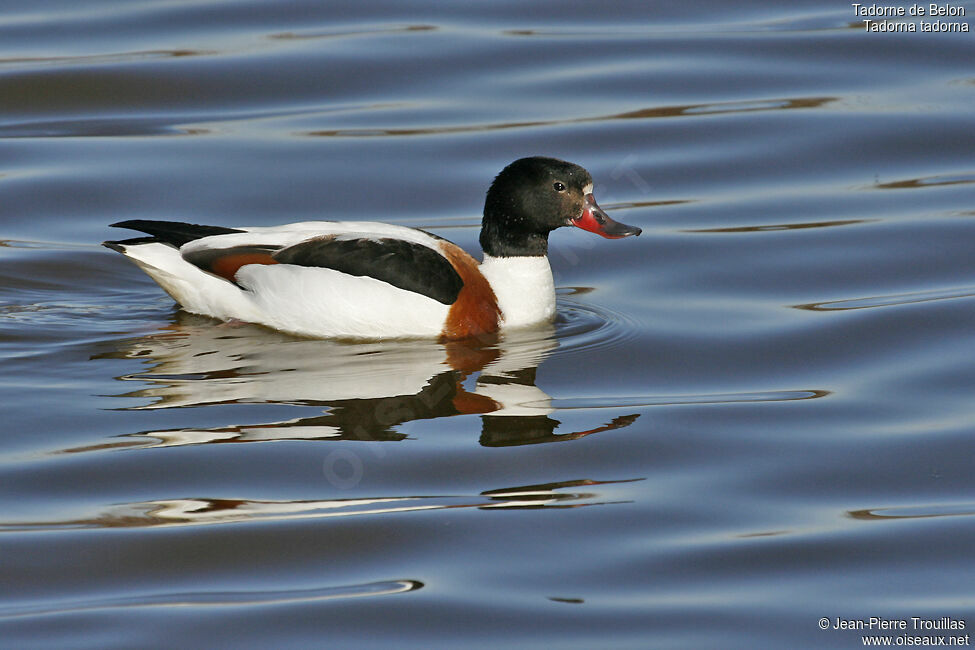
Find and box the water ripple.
[303,97,835,138]
[270,24,437,41]
[555,289,642,356]
[873,172,975,190]
[0,48,214,69]
[794,286,975,311]
[0,580,422,620]
[849,503,975,521]
[687,218,869,233]
[541,389,830,410]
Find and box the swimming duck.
[104,156,641,340]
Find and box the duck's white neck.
[479,254,556,329]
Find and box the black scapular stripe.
[109,220,245,248]
[274,236,464,306]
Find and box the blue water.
[2,1,974,647]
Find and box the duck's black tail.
[106,220,244,249]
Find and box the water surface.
[2,1,974,647]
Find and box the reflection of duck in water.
[91,316,638,449]
[7,478,642,532]
[103,157,640,340]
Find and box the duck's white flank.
[235,262,448,339]
[478,254,556,329]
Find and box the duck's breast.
[478,254,556,329]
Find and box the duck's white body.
[105,157,639,340]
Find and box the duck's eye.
[553,181,566,192]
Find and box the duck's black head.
[479,156,641,258]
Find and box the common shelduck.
[104,157,641,340]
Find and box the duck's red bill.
[571,194,642,239]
